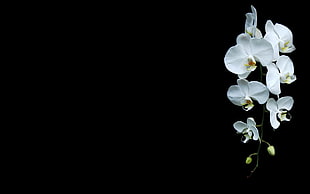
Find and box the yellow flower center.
[242,99,254,111]
[244,58,257,71]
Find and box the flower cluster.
[224,5,296,176]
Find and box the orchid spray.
[224,5,296,178]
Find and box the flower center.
[281,73,296,84]
[241,128,252,143]
[241,98,254,111]
[280,41,290,52]
[277,109,292,122]
[246,28,254,37]
[244,57,257,71]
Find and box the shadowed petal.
[227,85,243,106]
[248,81,269,104]
[266,63,281,95]
[266,98,278,112]
[270,111,280,129]
[277,96,294,111]
[233,121,247,133]
[224,45,248,75]
[250,38,274,66]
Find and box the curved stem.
[262,139,271,147]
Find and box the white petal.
[250,38,274,66]
[265,20,274,34]
[277,96,294,111]
[236,33,251,52]
[247,117,256,127]
[264,32,280,61]
[270,111,280,129]
[276,55,294,74]
[274,23,293,43]
[238,71,251,79]
[248,81,269,104]
[237,79,249,96]
[264,21,280,61]
[249,125,259,140]
[250,5,257,27]
[233,121,247,133]
[254,28,263,38]
[266,63,281,95]
[266,98,278,112]
[227,85,243,106]
[245,14,255,35]
[224,45,248,75]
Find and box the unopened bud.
[267,145,275,156]
[245,156,252,164]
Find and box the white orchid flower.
[245,5,262,38]
[277,55,296,84]
[266,96,294,129]
[233,117,260,143]
[266,55,296,95]
[224,33,274,79]
[264,20,295,59]
[227,79,269,111]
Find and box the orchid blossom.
[245,5,262,38]
[233,117,260,143]
[266,55,296,95]
[227,79,269,111]
[264,20,295,61]
[224,33,274,78]
[266,96,294,129]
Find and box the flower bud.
[245,156,252,164]
[267,145,275,156]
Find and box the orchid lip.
[281,73,296,84]
[277,109,292,121]
[241,98,254,111]
[244,56,257,71]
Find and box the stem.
[249,153,258,157]
[262,139,271,147]
[248,64,266,178]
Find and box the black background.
[131,0,310,191]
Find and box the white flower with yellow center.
[245,5,262,38]
[266,55,296,95]
[227,79,269,111]
[224,33,274,79]
[277,55,296,84]
[264,20,295,60]
[266,96,294,129]
[233,117,260,143]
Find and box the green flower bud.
[245,156,252,164]
[267,145,275,156]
